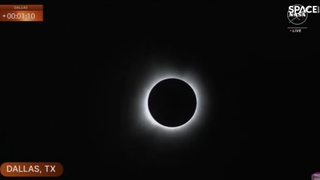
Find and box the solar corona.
[138,69,207,134]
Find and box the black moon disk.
[148,78,197,127]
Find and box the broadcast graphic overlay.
[287,4,320,33]
[0,5,43,22]
[0,162,63,177]
[312,172,320,180]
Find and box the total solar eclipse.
[148,78,197,127]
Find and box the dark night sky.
[1,1,319,180]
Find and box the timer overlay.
[0,5,43,21]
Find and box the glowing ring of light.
[146,78,198,129]
[138,68,207,133]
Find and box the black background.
[1,1,319,180]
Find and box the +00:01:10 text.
[6,13,36,19]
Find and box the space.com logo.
[312,172,320,180]
[287,4,320,25]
